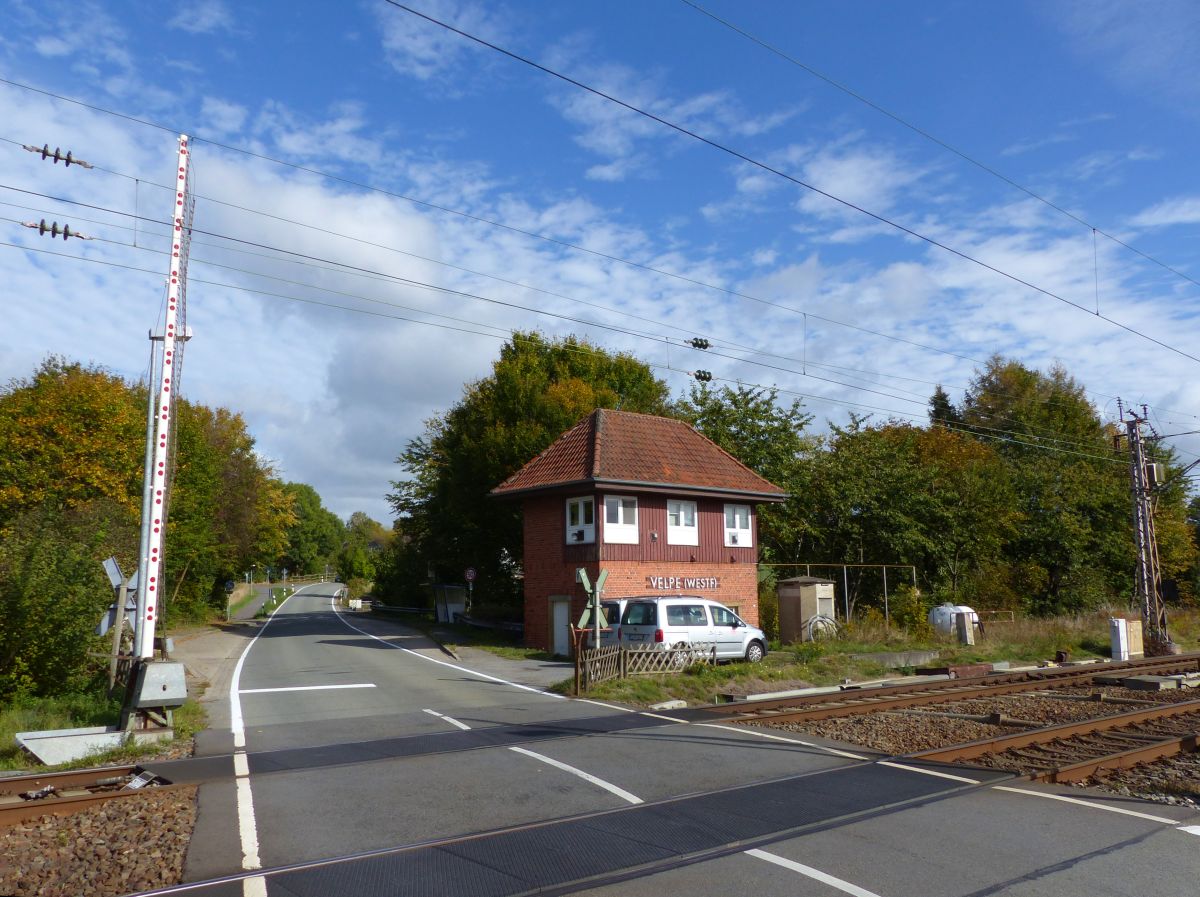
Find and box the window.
[666,499,698,546]
[603,495,638,544]
[710,605,739,627]
[565,496,594,544]
[666,605,709,627]
[724,503,752,547]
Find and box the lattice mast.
[1122,403,1172,655]
[134,135,194,659]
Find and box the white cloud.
[200,97,248,136]
[1130,196,1200,228]
[169,0,234,35]
[375,0,504,83]
[1044,0,1200,107]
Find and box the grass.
[255,586,292,618]
[574,606,1200,707]
[0,688,206,772]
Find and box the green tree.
[0,500,136,700]
[388,332,669,606]
[279,483,343,576]
[673,383,815,563]
[957,357,1134,613]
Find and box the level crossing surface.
[164,583,1200,897]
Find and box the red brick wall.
[597,561,760,625]
[521,495,597,651]
[520,494,761,651]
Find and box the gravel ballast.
[0,785,197,897]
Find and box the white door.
[552,598,570,657]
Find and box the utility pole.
[1120,402,1176,656]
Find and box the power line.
[383,2,1200,367]
[0,185,1165,458]
[5,137,1178,432]
[679,0,1200,297]
[0,228,1136,461]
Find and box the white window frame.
[565,496,595,544]
[603,495,639,544]
[724,503,752,548]
[666,499,698,546]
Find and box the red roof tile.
[491,409,785,500]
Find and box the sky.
[2,0,1200,526]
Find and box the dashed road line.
[422,708,471,730]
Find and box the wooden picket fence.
[573,636,717,693]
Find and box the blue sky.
[3,0,1200,524]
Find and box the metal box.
[777,576,837,643]
[132,661,188,709]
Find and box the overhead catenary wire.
[4,70,1199,380]
[0,182,1177,460]
[0,201,1133,457]
[2,160,1180,439]
[382,2,1200,368]
[678,0,1200,298]
[0,230,1142,465]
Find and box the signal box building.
[491,409,785,654]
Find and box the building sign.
[646,575,721,590]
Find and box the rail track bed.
[724,654,1200,805]
[0,764,182,827]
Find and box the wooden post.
[107,584,124,695]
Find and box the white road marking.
[330,598,567,699]
[639,711,688,724]
[694,722,869,760]
[993,786,1181,824]
[576,698,636,712]
[877,760,980,784]
[239,683,376,694]
[423,708,471,730]
[227,582,319,889]
[747,848,884,897]
[508,746,643,804]
[1178,825,1200,836]
[236,776,262,869]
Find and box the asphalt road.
[168,582,1200,897]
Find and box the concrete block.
[649,699,688,710]
[1123,675,1180,691]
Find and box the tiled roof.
[491,409,785,500]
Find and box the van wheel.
[745,641,765,663]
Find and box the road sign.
[464,567,477,582]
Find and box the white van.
[618,596,767,663]
[585,598,628,649]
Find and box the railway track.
[911,698,1200,783]
[713,651,1200,793]
[708,653,1200,726]
[0,764,182,827]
